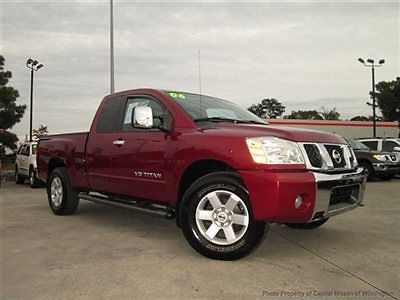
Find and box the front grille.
[301,143,354,171]
[304,144,323,168]
[324,145,346,168]
[330,185,359,205]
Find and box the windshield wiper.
[193,117,266,125]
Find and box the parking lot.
[1,179,399,299]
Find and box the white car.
[358,138,400,153]
[15,141,41,188]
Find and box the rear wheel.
[47,167,79,215]
[29,167,41,188]
[180,172,268,260]
[15,166,24,184]
[285,218,329,229]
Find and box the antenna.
[198,50,203,117]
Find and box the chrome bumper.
[310,167,366,222]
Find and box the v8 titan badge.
[134,171,162,179]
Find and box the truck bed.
[37,132,90,189]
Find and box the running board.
[79,193,175,219]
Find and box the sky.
[1,0,399,140]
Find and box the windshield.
[165,91,266,125]
[349,139,370,150]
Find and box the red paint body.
[37,89,348,223]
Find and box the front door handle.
[113,140,125,146]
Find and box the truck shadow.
[74,200,364,261]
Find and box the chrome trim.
[310,167,366,222]
[299,143,356,172]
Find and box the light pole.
[358,58,385,138]
[26,58,43,142]
[110,0,115,94]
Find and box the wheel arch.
[47,156,66,179]
[175,159,243,227]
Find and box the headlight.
[373,154,388,161]
[246,137,305,164]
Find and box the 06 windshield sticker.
[169,92,186,99]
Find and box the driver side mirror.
[132,106,153,129]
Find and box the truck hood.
[200,123,347,144]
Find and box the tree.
[32,124,48,140]
[247,104,264,118]
[284,110,323,120]
[0,55,26,149]
[320,107,340,120]
[247,98,285,119]
[350,116,370,121]
[375,77,400,121]
[350,115,383,121]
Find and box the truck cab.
[37,89,367,260]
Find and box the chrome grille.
[304,144,323,168]
[300,143,355,171]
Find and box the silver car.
[15,142,41,188]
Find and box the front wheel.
[47,167,79,215]
[180,172,268,260]
[359,162,374,181]
[285,218,329,229]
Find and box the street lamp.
[26,58,44,142]
[358,57,385,137]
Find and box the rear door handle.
[113,140,125,146]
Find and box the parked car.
[15,141,41,188]
[37,89,366,260]
[357,137,400,153]
[348,139,400,181]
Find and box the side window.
[362,141,378,150]
[122,97,172,132]
[21,145,29,156]
[96,97,125,133]
[382,141,398,152]
[17,145,24,155]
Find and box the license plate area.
[329,184,360,206]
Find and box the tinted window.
[21,145,30,156]
[122,97,172,132]
[96,96,125,133]
[349,139,369,150]
[17,145,24,154]
[383,141,399,152]
[362,141,378,150]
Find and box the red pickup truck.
[38,89,366,260]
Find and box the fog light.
[295,196,303,209]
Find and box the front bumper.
[239,167,366,223]
[311,167,366,221]
[372,163,400,176]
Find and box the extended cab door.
[108,95,172,202]
[86,96,126,193]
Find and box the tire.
[180,172,268,260]
[15,166,25,184]
[285,218,329,229]
[47,167,79,215]
[29,167,40,188]
[359,161,374,181]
